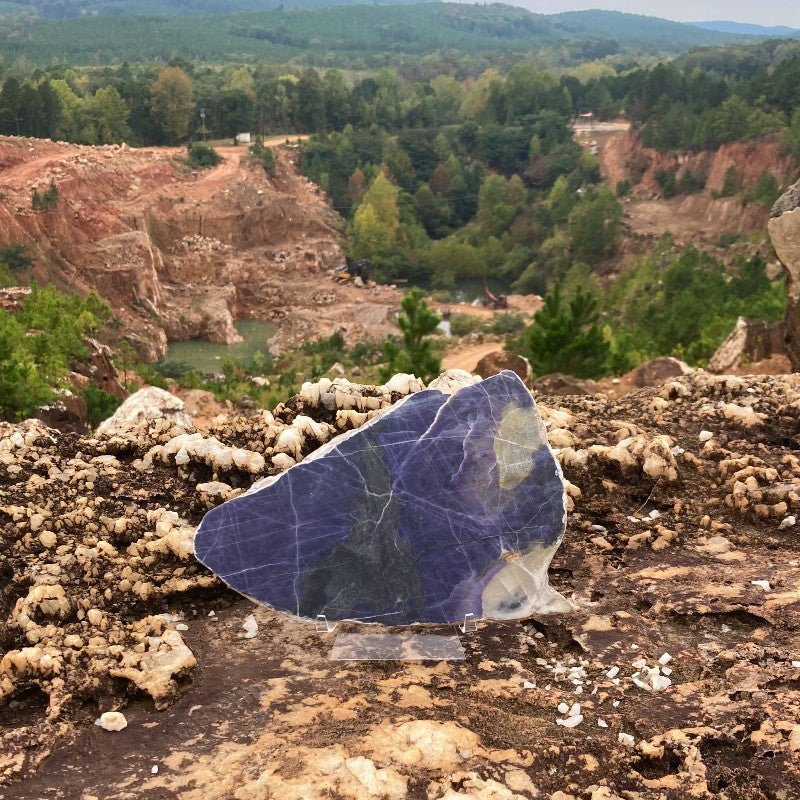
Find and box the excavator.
[483,277,508,309]
[331,257,374,284]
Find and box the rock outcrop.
[769,181,800,370]
[0,136,403,362]
[707,316,786,373]
[34,392,89,434]
[533,373,597,396]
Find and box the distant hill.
[1,0,430,18]
[0,2,754,65]
[551,10,744,49]
[694,20,800,37]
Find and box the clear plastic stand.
[318,612,478,661]
[329,632,466,661]
[460,613,478,634]
[315,614,338,634]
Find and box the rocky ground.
[1,371,799,800]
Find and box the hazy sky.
[517,1,800,28]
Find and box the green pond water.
[158,320,277,374]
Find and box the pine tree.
[522,283,609,379]
[381,290,441,383]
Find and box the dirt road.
[137,135,310,203]
[572,120,630,135]
[441,341,502,373]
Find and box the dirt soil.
[2,371,799,800]
[0,135,405,361]
[442,341,506,373]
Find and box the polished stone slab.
[195,371,568,624]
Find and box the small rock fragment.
[242,614,259,639]
[95,711,128,732]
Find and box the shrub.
[0,284,110,420]
[450,313,483,337]
[349,339,383,366]
[429,289,453,303]
[301,331,346,364]
[677,170,706,194]
[154,360,191,380]
[743,172,780,209]
[83,384,123,427]
[718,166,741,198]
[616,179,632,197]
[654,167,677,199]
[249,137,276,176]
[186,142,222,169]
[490,313,525,335]
[716,232,741,248]
[0,244,32,272]
[0,263,14,288]
[32,181,59,211]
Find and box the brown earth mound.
[2,372,799,799]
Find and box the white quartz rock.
[95,711,128,732]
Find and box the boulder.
[96,387,194,437]
[427,369,481,394]
[768,181,800,370]
[707,317,786,374]
[71,338,127,399]
[474,350,532,383]
[626,357,693,388]
[533,373,597,396]
[36,394,89,434]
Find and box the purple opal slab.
[194,371,569,625]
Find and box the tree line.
[0,58,603,145]
[572,45,800,157]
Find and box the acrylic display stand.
[315,614,476,661]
